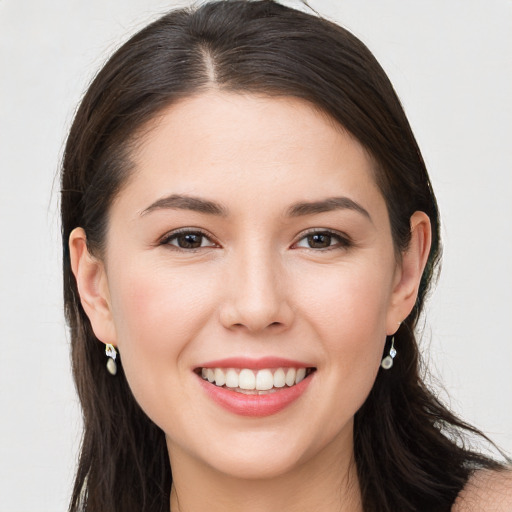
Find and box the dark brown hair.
[61,1,506,511]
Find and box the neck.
[168,433,362,512]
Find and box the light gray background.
[0,0,510,510]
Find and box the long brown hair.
[61,2,506,511]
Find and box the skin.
[70,91,432,511]
[453,470,512,511]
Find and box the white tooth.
[201,368,207,379]
[214,368,226,387]
[273,368,286,388]
[239,369,256,390]
[295,368,306,384]
[225,368,239,388]
[207,368,215,383]
[256,369,274,391]
[285,368,296,386]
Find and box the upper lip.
[196,356,314,370]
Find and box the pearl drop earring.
[381,336,397,370]
[105,344,118,375]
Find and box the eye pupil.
[308,233,331,248]
[178,233,202,248]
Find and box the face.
[85,91,412,479]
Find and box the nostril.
[227,321,283,332]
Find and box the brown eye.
[294,230,351,250]
[163,231,216,250]
[175,233,204,248]
[307,233,332,248]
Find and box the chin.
[205,448,306,481]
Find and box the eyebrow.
[140,194,228,217]
[140,193,371,222]
[286,197,372,221]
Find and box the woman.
[61,1,511,510]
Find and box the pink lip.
[197,356,312,370]
[196,371,314,418]
[198,377,312,417]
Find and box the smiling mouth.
[195,367,316,395]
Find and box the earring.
[381,336,397,370]
[105,344,118,375]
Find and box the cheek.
[110,260,217,343]
[298,260,393,387]
[300,258,393,338]
[106,261,219,405]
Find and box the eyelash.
[160,228,352,252]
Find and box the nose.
[219,247,294,334]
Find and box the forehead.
[122,91,383,215]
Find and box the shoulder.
[452,468,512,512]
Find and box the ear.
[69,227,117,345]
[386,211,432,334]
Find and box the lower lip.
[198,373,313,417]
